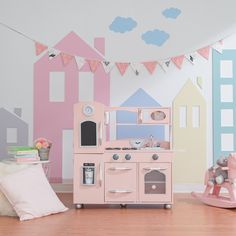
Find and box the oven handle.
[108,167,132,171]
[109,189,133,193]
[143,167,167,171]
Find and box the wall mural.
[0,28,214,184]
[0,108,28,159]
[162,7,182,19]
[213,49,236,163]
[116,88,164,140]
[109,7,181,47]
[109,16,137,33]
[34,32,110,182]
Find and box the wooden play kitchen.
[73,102,174,209]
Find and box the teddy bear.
[207,156,228,186]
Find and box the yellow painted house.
[173,79,207,184]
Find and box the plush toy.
[208,156,228,186]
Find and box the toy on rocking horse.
[191,153,236,208]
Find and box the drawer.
[105,163,136,202]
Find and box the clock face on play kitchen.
[83,105,94,116]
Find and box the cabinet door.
[105,163,136,202]
[73,155,104,204]
[139,163,172,202]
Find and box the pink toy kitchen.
[73,101,174,209]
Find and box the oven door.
[139,163,172,202]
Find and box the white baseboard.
[51,180,206,193]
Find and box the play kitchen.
[73,102,173,209]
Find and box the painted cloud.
[142,29,170,46]
[109,16,137,33]
[162,7,181,19]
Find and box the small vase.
[38,148,50,161]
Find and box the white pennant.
[212,42,223,54]
[48,48,60,60]
[102,61,114,73]
[130,62,143,76]
[185,53,197,64]
[75,57,85,69]
[159,60,171,72]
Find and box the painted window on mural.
[49,72,65,102]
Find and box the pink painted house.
[34,32,110,182]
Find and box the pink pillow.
[0,164,68,221]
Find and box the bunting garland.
[0,21,226,77]
[171,55,184,69]
[142,61,157,74]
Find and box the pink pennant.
[142,61,157,74]
[171,55,184,69]
[197,46,210,60]
[61,53,74,65]
[115,62,130,76]
[35,42,48,56]
[87,60,100,72]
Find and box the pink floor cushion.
[0,164,68,221]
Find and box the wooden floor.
[1,193,236,236]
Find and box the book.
[14,153,39,158]
[15,157,40,162]
[8,146,38,155]
[14,150,39,155]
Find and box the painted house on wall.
[0,108,28,159]
[173,80,207,184]
[34,32,110,182]
[116,88,164,141]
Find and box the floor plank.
[0,193,236,236]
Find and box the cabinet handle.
[99,163,102,186]
[99,122,103,146]
[109,189,133,193]
[143,167,167,171]
[108,167,132,171]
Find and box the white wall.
[1,0,236,189]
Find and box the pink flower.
[34,138,52,150]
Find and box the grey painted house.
[0,108,28,159]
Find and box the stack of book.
[8,146,40,163]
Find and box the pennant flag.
[142,61,157,74]
[75,57,85,70]
[115,62,130,76]
[35,42,48,56]
[185,53,197,64]
[171,55,184,69]
[212,42,223,54]
[159,60,171,72]
[48,48,60,60]
[197,46,210,60]
[130,62,143,76]
[87,60,100,72]
[102,61,114,73]
[61,52,74,65]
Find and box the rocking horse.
[191,153,236,208]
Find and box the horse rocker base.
[191,153,236,208]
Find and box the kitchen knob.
[112,154,119,160]
[125,154,131,160]
[152,154,159,160]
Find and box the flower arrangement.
[34,138,52,160]
[34,138,52,150]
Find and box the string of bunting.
[1,22,224,76]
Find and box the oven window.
[81,121,97,146]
